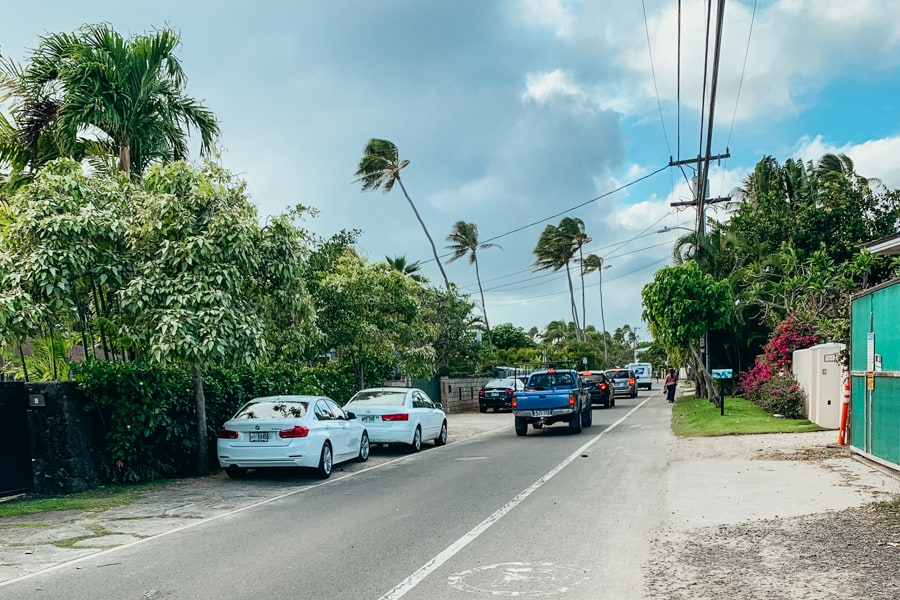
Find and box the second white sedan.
[343,387,447,452]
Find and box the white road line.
[378,397,652,600]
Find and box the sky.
[4,1,900,344]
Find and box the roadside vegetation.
[672,393,823,437]
[0,482,167,518]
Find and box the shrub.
[743,373,806,419]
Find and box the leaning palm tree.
[11,23,219,178]
[354,138,450,291]
[581,254,608,360]
[385,254,427,283]
[445,221,500,345]
[533,220,582,341]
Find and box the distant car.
[581,371,616,408]
[626,362,654,390]
[343,387,447,452]
[606,368,638,398]
[216,395,369,479]
[479,377,526,412]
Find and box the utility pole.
[666,0,728,401]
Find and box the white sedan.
[216,395,369,479]
[343,387,447,452]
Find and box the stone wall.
[26,382,102,494]
[384,377,493,413]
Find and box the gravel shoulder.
[647,430,900,599]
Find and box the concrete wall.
[792,343,844,429]
[385,376,492,414]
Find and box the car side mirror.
[346,411,357,420]
[435,403,443,411]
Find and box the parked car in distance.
[605,368,638,398]
[625,362,654,390]
[343,387,447,452]
[479,377,526,412]
[581,370,615,408]
[217,395,369,480]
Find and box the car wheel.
[409,426,422,452]
[569,408,582,434]
[434,421,448,446]
[357,432,370,462]
[225,465,247,479]
[316,442,333,479]
[515,417,528,436]
[582,404,592,427]
[603,394,610,409]
[611,393,616,407]
[479,405,487,413]
[632,388,638,398]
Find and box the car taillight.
[279,426,309,438]
[478,390,485,398]
[598,383,607,391]
[217,427,238,439]
[511,397,517,408]
[381,413,409,421]
[629,378,635,385]
[568,394,576,406]
[503,388,514,394]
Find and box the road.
[4,390,672,599]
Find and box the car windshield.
[347,390,407,406]
[485,378,517,389]
[528,372,574,388]
[233,400,308,419]
[583,376,604,384]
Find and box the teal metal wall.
[850,282,900,467]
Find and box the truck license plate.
[532,410,549,417]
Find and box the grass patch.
[0,481,169,519]
[672,394,824,437]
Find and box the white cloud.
[794,134,900,190]
[522,69,585,106]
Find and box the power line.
[642,0,672,159]
[726,0,758,151]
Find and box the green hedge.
[72,361,358,483]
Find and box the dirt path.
[646,431,900,599]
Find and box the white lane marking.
[0,421,508,588]
[378,397,651,600]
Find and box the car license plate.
[249,432,269,442]
[532,410,549,417]
[361,415,375,422]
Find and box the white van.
[625,362,653,390]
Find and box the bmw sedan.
[217,395,369,479]
[343,387,448,452]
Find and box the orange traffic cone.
[837,376,850,446]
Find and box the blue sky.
[4,1,900,343]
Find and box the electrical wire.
[726,0,758,151]
[642,0,672,158]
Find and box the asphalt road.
[3,390,671,599]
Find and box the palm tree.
[533,217,587,341]
[9,23,219,178]
[354,138,450,291]
[385,254,426,283]
[445,221,500,345]
[581,254,608,360]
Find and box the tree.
[354,138,450,291]
[117,161,313,474]
[490,323,535,351]
[445,221,500,345]
[533,217,586,341]
[8,23,219,178]
[642,262,733,401]
[581,254,608,360]
[385,254,426,283]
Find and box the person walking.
[665,368,677,403]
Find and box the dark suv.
[605,368,638,398]
[478,377,525,412]
[581,371,615,408]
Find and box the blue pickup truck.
[511,368,592,436]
